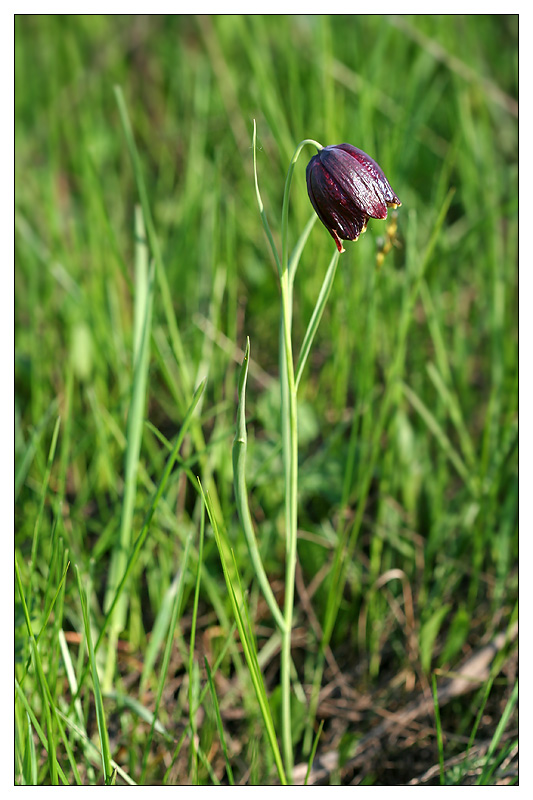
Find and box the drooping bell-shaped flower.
[306,143,401,253]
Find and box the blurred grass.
[15,14,517,785]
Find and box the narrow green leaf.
[232,338,285,631]
[205,656,235,784]
[426,360,477,471]
[402,381,477,494]
[139,533,193,784]
[431,673,445,785]
[419,604,451,674]
[114,85,191,392]
[15,399,58,501]
[75,566,113,784]
[22,712,38,785]
[29,638,58,784]
[295,248,340,390]
[200,480,287,785]
[28,416,61,607]
[304,719,324,786]
[476,680,518,785]
[15,680,69,786]
[188,503,206,782]
[163,620,238,784]
[252,120,281,275]
[68,379,206,713]
[105,206,155,685]
[54,707,137,786]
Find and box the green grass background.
[15,14,518,785]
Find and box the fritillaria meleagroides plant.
[223,124,401,784]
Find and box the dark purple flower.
[306,143,401,253]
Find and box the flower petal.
[335,143,401,207]
[307,158,368,245]
[319,146,388,219]
[306,142,400,251]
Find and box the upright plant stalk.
[252,124,325,781]
[251,126,403,780]
[278,137,323,781]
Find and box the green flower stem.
[233,338,286,632]
[279,271,297,782]
[252,121,282,276]
[279,137,323,782]
[281,139,323,281]
[252,127,325,781]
